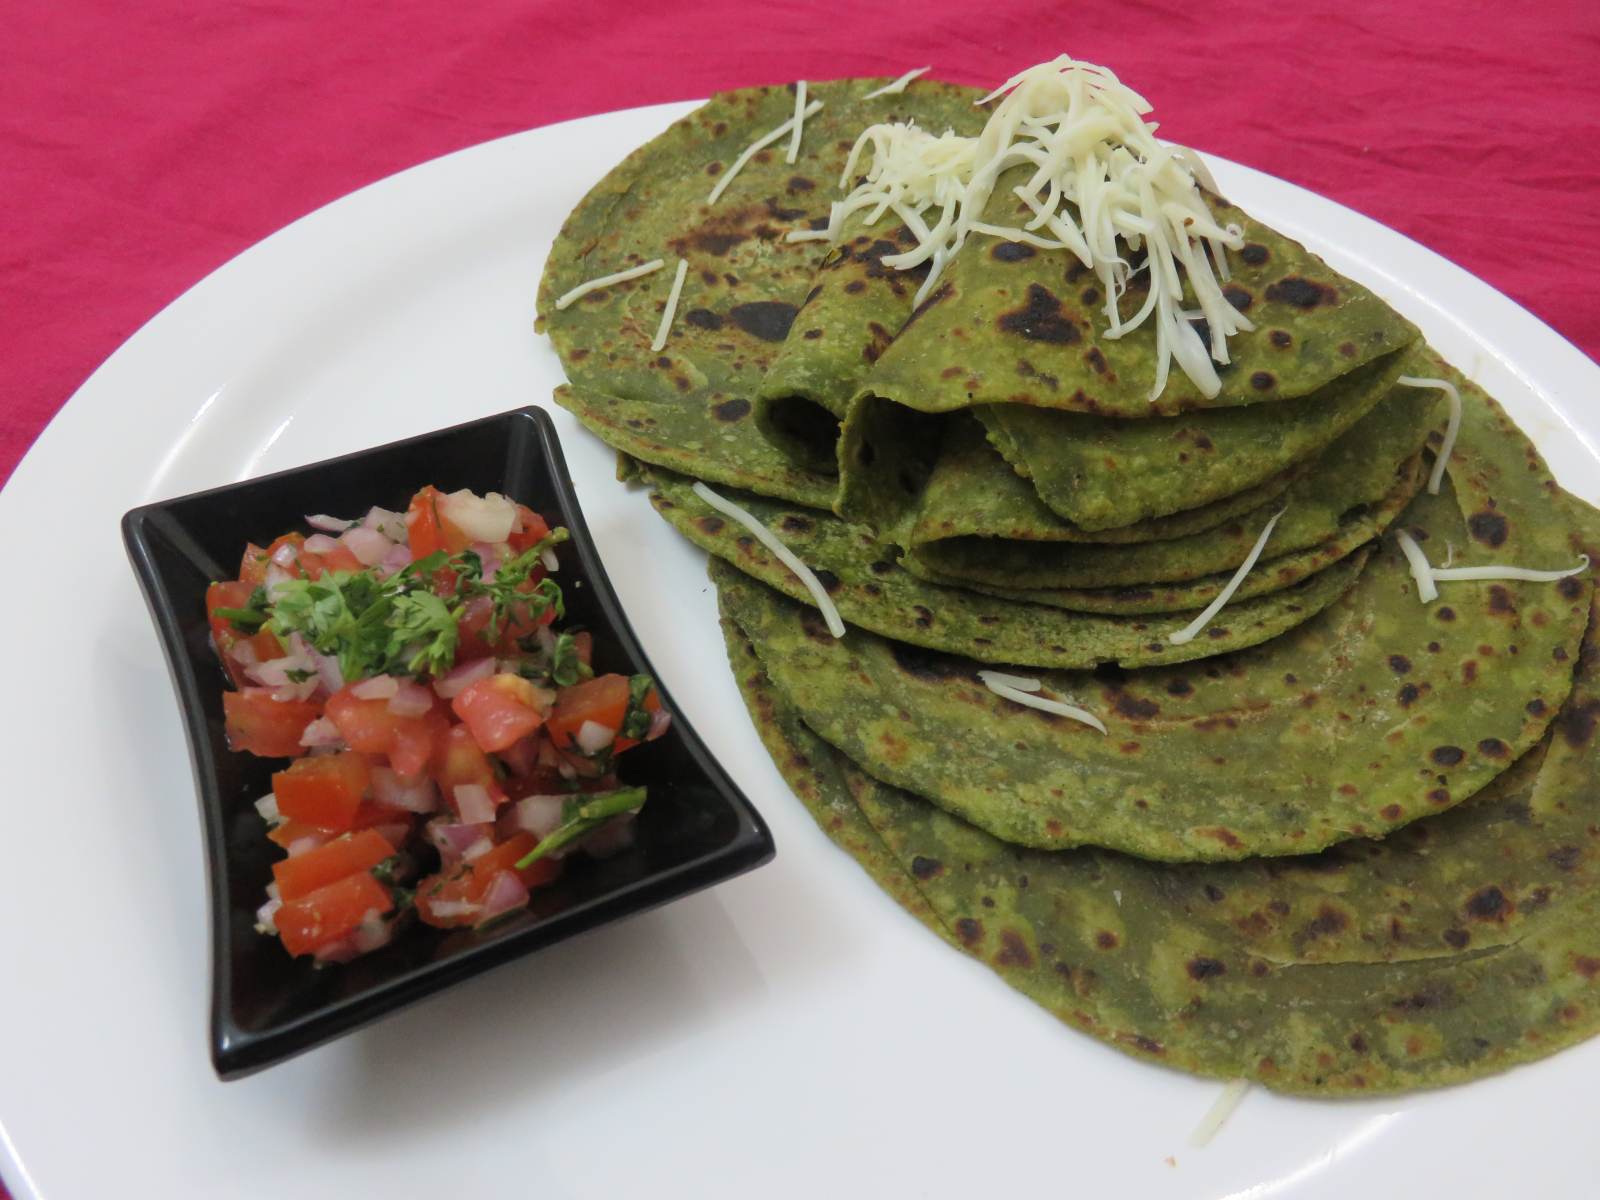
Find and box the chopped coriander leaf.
[514,786,647,868]
[214,585,270,632]
[619,674,657,740]
[548,629,588,687]
[387,591,459,676]
[370,855,404,886]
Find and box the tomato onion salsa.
[204,485,670,964]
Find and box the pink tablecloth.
[2,0,1598,1188]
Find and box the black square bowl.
[122,406,773,1079]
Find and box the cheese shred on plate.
[554,259,665,311]
[1397,375,1462,494]
[861,67,932,100]
[1188,1079,1251,1148]
[1168,509,1285,645]
[650,259,689,352]
[977,670,1107,734]
[708,98,826,205]
[690,482,845,638]
[1396,527,1588,604]
[786,81,809,164]
[816,54,1249,400]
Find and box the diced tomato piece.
[406,485,474,559]
[572,630,593,668]
[433,724,506,813]
[207,581,280,685]
[271,828,395,901]
[546,674,629,749]
[263,533,307,578]
[271,752,371,832]
[275,873,393,957]
[266,818,326,851]
[223,690,320,758]
[238,543,271,586]
[452,674,549,753]
[324,685,449,778]
[507,505,551,552]
[415,831,561,928]
[299,540,364,579]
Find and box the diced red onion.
[254,793,280,823]
[540,547,560,573]
[363,506,409,542]
[428,819,494,869]
[270,541,300,568]
[299,717,345,748]
[303,532,342,555]
[583,814,638,859]
[228,640,260,667]
[305,513,352,533]
[288,633,344,694]
[439,489,517,543]
[454,783,498,825]
[341,525,394,567]
[376,542,413,579]
[509,794,566,839]
[351,912,396,954]
[476,871,530,925]
[265,563,295,601]
[427,899,483,921]
[471,541,503,581]
[647,709,673,741]
[351,674,400,700]
[387,679,434,717]
[371,766,439,813]
[255,896,282,934]
[286,833,328,857]
[433,656,495,699]
[533,626,557,656]
[498,734,540,778]
[576,720,615,754]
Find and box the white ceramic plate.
[3,101,1598,1200]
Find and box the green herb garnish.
[513,786,647,869]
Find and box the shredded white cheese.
[786,81,808,165]
[1188,1079,1250,1148]
[1397,375,1462,495]
[1394,529,1439,602]
[691,482,845,637]
[1432,558,1589,584]
[978,671,1107,734]
[785,228,834,243]
[554,259,665,311]
[862,67,932,100]
[1168,509,1286,645]
[818,55,1247,399]
[708,99,826,205]
[1394,528,1586,603]
[976,669,1043,692]
[650,259,689,352]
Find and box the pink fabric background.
[2,0,1599,1190]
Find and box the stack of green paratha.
[539,76,1600,1095]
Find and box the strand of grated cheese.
[690,482,845,637]
[1397,375,1462,495]
[862,67,932,100]
[1167,509,1285,645]
[976,669,1043,692]
[786,81,809,164]
[785,228,834,243]
[1394,529,1440,602]
[978,671,1107,734]
[650,259,689,352]
[554,259,665,310]
[1188,1080,1251,1148]
[819,55,1248,399]
[1432,559,1589,583]
[709,99,825,205]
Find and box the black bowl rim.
[121,405,774,1079]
